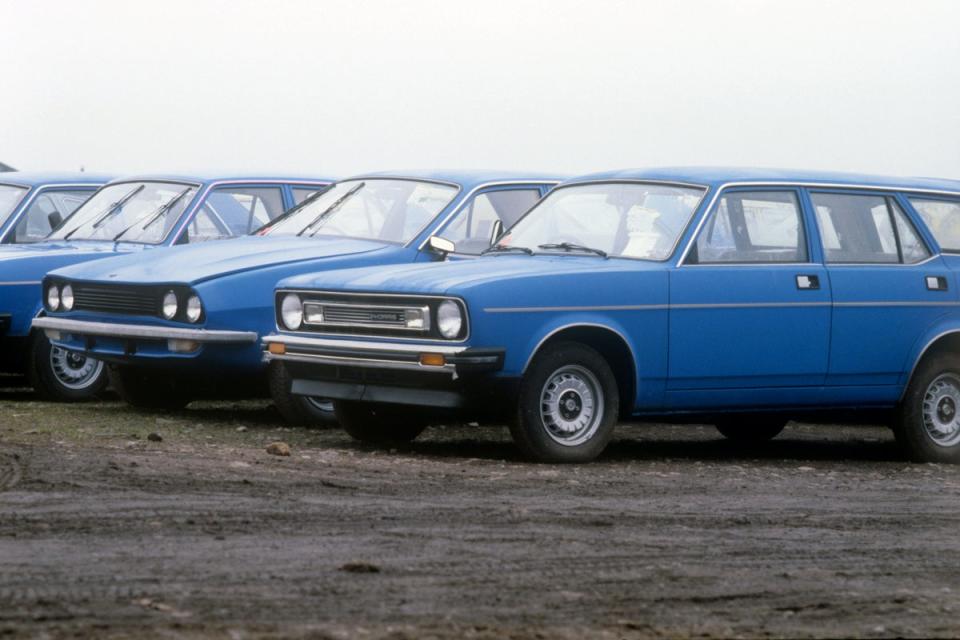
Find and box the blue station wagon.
[5,172,332,400]
[264,167,960,464]
[35,171,559,420]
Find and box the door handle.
[926,276,948,291]
[796,274,820,290]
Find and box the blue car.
[263,167,960,464]
[35,171,559,421]
[8,172,332,400]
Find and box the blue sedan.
[35,171,559,421]
[264,167,960,464]
[6,172,332,400]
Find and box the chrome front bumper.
[32,317,258,344]
[262,334,502,375]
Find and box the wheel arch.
[523,322,638,419]
[901,327,960,401]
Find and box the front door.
[667,188,831,405]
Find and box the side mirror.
[427,235,456,256]
[47,211,64,231]
[489,219,503,245]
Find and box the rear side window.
[909,198,960,253]
[813,192,930,264]
[692,190,806,263]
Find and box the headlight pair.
[46,284,74,311]
[162,290,203,323]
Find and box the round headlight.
[61,284,74,311]
[280,293,303,330]
[437,300,463,338]
[185,295,203,323]
[162,291,178,320]
[46,285,60,311]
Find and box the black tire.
[509,341,619,463]
[894,353,960,464]
[267,362,337,426]
[714,415,787,442]
[109,365,191,411]
[333,400,427,444]
[28,332,108,402]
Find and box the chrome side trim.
[486,304,669,313]
[0,281,41,286]
[486,300,960,313]
[834,301,960,308]
[32,317,257,343]
[262,334,467,355]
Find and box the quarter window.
[692,191,806,263]
[909,197,960,253]
[441,189,541,254]
[812,192,929,264]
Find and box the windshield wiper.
[112,187,192,242]
[253,183,335,235]
[298,182,365,237]
[481,244,533,255]
[537,242,608,258]
[63,185,146,241]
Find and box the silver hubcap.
[49,346,104,391]
[922,374,960,447]
[539,364,604,447]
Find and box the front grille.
[313,303,412,329]
[72,284,160,317]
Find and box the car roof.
[348,169,566,190]
[564,167,960,194]
[107,172,337,186]
[0,171,114,188]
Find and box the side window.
[812,192,929,264]
[442,189,541,255]
[692,190,805,263]
[15,189,94,243]
[909,197,960,253]
[185,187,285,241]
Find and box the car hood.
[280,254,660,296]
[0,240,138,263]
[48,236,394,285]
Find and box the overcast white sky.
[3,0,959,180]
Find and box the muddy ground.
[1,376,959,639]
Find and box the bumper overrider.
[262,334,508,410]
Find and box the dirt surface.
[1,375,959,639]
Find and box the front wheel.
[334,401,428,444]
[267,362,337,426]
[509,341,619,463]
[28,332,108,401]
[894,354,960,464]
[109,365,191,411]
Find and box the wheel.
[895,353,960,463]
[28,332,108,401]
[714,415,787,442]
[109,365,191,411]
[268,362,337,426]
[509,341,619,463]
[333,401,427,444]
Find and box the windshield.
[497,182,705,260]
[0,184,29,228]
[263,178,458,243]
[50,181,197,244]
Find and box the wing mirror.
[427,235,456,257]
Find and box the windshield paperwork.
[262,179,458,243]
[0,184,28,229]
[50,182,197,244]
[496,182,705,260]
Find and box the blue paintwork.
[0,172,332,370]
[273,167,960,416]
[43,171,560,374]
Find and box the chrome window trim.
[416,180,560,252]
[677,181,960,266]
[277,288,470,343]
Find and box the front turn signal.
[268,342,286,355]
[419,353,446,367]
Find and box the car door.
[812,189,954,388]
[667,187,832,404]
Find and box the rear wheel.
[714,415,787,442]
[509,341,618,463]
[28,332,108,401]
[334,401,428,444]
[894,353,960,464]
[109,365,191,411]
[268,362,337,426]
